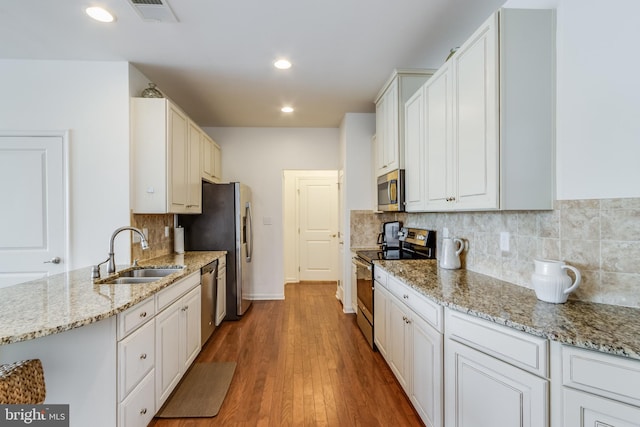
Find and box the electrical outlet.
[443,227,449,238]
[142,228,149,240]
[165,226,170,237]
[500,232,510,251]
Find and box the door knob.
[44,257,61,264]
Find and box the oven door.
[353,256,374,347]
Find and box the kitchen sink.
[118,267,184,278]
[104,277,160,284]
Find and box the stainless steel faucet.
[92,226,150,279]
[107,226,149,274]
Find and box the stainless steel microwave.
[377,169,404,212]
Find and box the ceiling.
[0,0,508,127]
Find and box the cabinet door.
[404,86,426,212]
[215,265,226,326]
[375,97,387,176]
[425,63,453,211]
[201,133,213,182]
[185,122,202,213]
[388,295,410,393]
[119,370,155,427]
[445,339,548,427]
[563,388,640,427]
[451,13,499,210]
[374,284,389,358]
[182,286,202,370]
[212,141,222,180]
[118,319,155,401]
[411,314,443,427]
[155,301,182,408]
[168,105,188,212]
[383,80,399,172]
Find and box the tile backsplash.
[350,198,640,308]
[130,213,175,262]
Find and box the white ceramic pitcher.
[531,259,581,303]
[440,238,464,270]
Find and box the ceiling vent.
[127,0,178,23]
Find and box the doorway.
[283,170,339,284]
[0,132,69,288]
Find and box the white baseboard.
[247,292,285,300]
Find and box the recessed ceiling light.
[274,59,292,70]
[281,106,294,113]
[86,6,116,23]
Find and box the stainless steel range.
[353,227,436,349]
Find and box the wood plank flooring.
[148,283,423,427]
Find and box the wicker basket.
[0,359,46,404]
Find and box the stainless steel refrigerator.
[178,182,253,320]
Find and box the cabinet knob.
[139,311,147,318]
[140,408,147,415]
[182,306,189,311]
[403,294,409,299]
[140,353,147,360]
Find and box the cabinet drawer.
[446,309,548,377]
[119,370,155,427]
[118,319,155,401]
[388,276,443,332]
[156,271,200,312]
[117,297,155,340]
[218,255,226,268]
[563,387,640,427]
[562,345,640,407]
[373,266,388,288]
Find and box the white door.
[298,177,338,281]
[0,134,67,288]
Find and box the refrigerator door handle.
[246,202,253,262]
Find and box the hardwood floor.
[148,283,423,426]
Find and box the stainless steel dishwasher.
[201,260,218,346]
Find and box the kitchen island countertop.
[375,259,640,360]
[0,251,226,345]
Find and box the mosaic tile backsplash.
[130,213,175,262]
[350,198,640,308]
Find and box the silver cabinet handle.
[140,353,147,360]
[403,294,409,299]
[140,408,147,415]
[44,257,61,264]
[139,311,147,318]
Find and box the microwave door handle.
[246,202,253,262]
[387,181,392,204]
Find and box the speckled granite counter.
[375,259,640,360]
[0,251,226,345]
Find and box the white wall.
[202,127,340,299]
[0,60,132,269]
[339,113,375,312]
[555,0,640,199]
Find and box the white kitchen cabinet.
[445,309,549,427]
[406,9,555,212]
[155,272,202,409]
[201,133,222,184]
[557,344,640,427]
[131,97,202,214]
[375,69,433,178]
[375,268,444,427]
[373,267,389,358]
[403,86,426,212]
[116,297,156,427]
[215,255,226,326]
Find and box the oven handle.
[352,257,372,271]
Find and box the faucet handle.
[132,259,139,267]
[91,265,101,280]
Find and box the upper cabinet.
[375,70,434,178]
[131,98,202,214]
[201,133,222,184]
[404,8,555,212]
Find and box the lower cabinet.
[116,270,202,426]
[156,285,201,409]
[216,256,227,326]
[376,271,444,427]
[445,339,548,427]
[558,343,640,427]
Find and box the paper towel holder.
[174,226,185,254]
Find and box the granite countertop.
[375,260,640,361]
[0,251,226,345]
